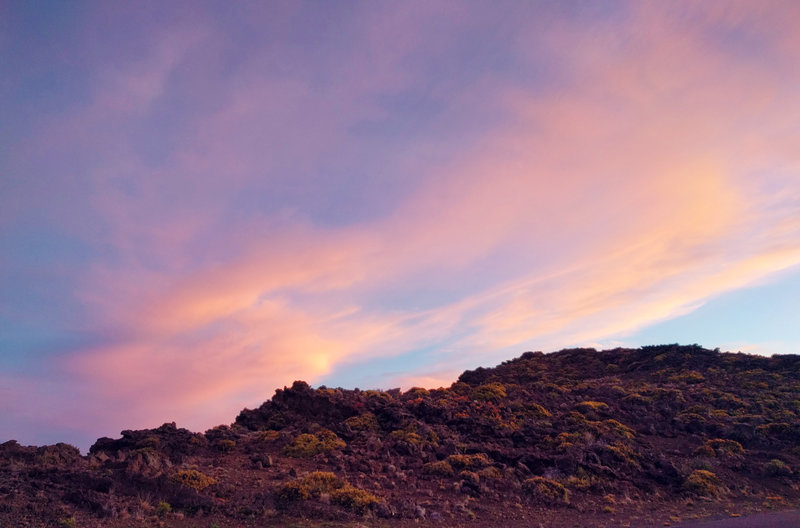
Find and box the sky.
[2,1,800,450]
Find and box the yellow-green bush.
[365,390,393,402]
[277,471,380,513]
[576,401,609,414]
[330,485,381,513]
[170,469,217,491]
[478,466,502,479]
[283,429,345,457]
[423,460,454,476]
[256,430,281,442]
[472,382,507,401]
[447,453,490,470]
[344,413,379,432]
[764,459,792,477]
[596,442,640,468]
[522,477,569,505]
[403,387,430,399]
[600,419,635,439]
[698,438,744,457]
[156,501,171,516]
[389,425,438,447]
[682,470,722,497]
[277,471,343,501]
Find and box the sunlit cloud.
[2,1,800,446]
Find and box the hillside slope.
[2,344,800,527]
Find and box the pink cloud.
[10,2,798,439]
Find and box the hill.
[2,344,800,527]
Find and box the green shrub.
[365,390,393,402]
[478,466,502,479]
[600,419,635,439]
[473,382,507,401]
[156,501,172,516]
[682,470,722,496]
[700,438,744,457]
[170,469,217,491]
[344,413,379,432]
[403,387,430,399]
[525,402,552,418]
[423,460,454,476]
[283,429,346,457]
[522,477,569,505]
[389,425,438,448]
[58,518,76,528]
[764,459,793,477]
[330,485,381,513]
[447,453,490,470]
[576,401,609,414]
[459,470,480,486]
[277,471,344,501]
[256,430,281,442]
[277,471,380,513]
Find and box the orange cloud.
[60,2,800,438]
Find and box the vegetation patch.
[277,471,380,513]
[682,470,722,497]
[448,453,490,470]
[423,460,455,477]
[170,469,217,491]
[283,429,346,457]
[344,413,379,432]
[472,382,507,401]
[764,459,792,477]
[522,477,569,505]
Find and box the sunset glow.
[2,1,800,449]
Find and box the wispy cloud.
[2,1,800,445]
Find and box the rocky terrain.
[2,344,800,527]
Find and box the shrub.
[156,501,172,516]
[763,495,786,509]
[682,470,721,496]
[277,471,344,502]
[365,390,393,402]
[277,471,380,513]
[423,460,454,477]
[525,402,552,418]
[256,430,281,442]
[283,429,345,458]
[344,413,379,432]
[522,477,569,505]
[330,486,381,513]
[703,438,744,457]
[58,518,76,528]
[215,439,236,452]
[389,425,438,448]
[403,387,430,399]
[764,459,793,477]
[478,466,502,479]
[448,453,490,470]
[601,419,635,439]
[459,470,480,486]
[576,401,609,414]
[473,382,507,401]
[170,469,217,491]
[596,442,640,468]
